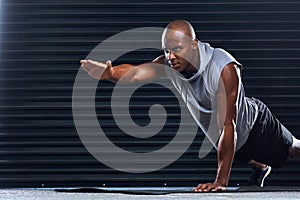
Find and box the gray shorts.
[234,98,293,168]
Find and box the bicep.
[217,63,240,128]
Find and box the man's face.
[162,29,196,73]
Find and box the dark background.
[0,0,299,188]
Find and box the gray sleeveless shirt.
[165,42,258,151]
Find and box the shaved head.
[161,20,200,75]
[164,20,196,40]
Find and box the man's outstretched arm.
[80,55,165,83]
[193,63,240,192]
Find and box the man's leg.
[289,136,300,158]
[248,160,272,187]
[249,160,267,170]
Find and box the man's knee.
[289,137,300,158]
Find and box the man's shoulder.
[212,48,242,68]
[152,55,166,64]
[212,48,232,59]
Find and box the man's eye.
[174,47,181,52]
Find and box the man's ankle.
[261,165,267,171]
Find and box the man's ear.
[191,38,199,49]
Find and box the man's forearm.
[215,122,236,186]
[109,63,164,84]
[81,57,164,83]
[108,64,135,83]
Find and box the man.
[80,20,300,192]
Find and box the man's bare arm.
[215,63,239,187]
[80,55,165,83]
[194,63,240,192]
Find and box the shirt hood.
[177,41,214,82]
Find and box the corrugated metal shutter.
[0,0,299,187]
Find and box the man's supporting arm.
[194,63,240,192]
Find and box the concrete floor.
[0,188,299,200]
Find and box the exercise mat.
[54,186,300,195]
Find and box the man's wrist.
[214,177,228,187]
[106,66,117,82]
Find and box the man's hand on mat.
[80,59,113,80]
[193,182,226,192]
